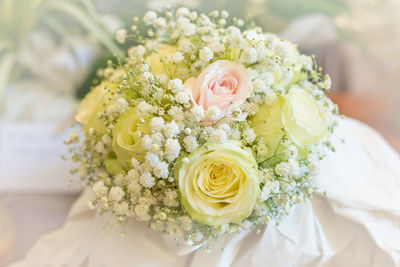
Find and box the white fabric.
[8,118,400,267]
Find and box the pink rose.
[184,60,252,121]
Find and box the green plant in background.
[245,0,348,33]
[0,0,124,112]
[267,0,348,19]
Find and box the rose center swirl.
[195,160,242,204]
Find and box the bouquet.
[66,7,337,248]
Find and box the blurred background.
[0,0,399,265]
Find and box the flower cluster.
[66,8,337,248]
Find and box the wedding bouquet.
[67,7,337,248]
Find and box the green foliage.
[0,0,123,109]
[75,56,108,99]
[267,0,348,19]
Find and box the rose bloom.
[184,60,252,121]
[75,81,117,135]
[146,44,189,80]
[112,108,150,167]
[283,88,329,146]
[251,98,284,157]
[175,142,260,226]
[252,88,329,155]
[146,44,178,75]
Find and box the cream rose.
[112,108,150,167]
[252,97,285,157]
[252,88,329,154]
[184,60,252,121]
[283,88,329,146]
[175,142,260,226]
[146,44,178,75]
[75,82,117,134]
[264,34,304,89]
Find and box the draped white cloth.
[8,117,400,267]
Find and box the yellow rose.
[283,88,329,146]
[264,34,304,89]
[175,142,260,226]
[146,44,178,75]
[252,88,328,157]
[112,108,150,167]
[75,81,117,134]
[252,97,284,157]
[272,68,302,89]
